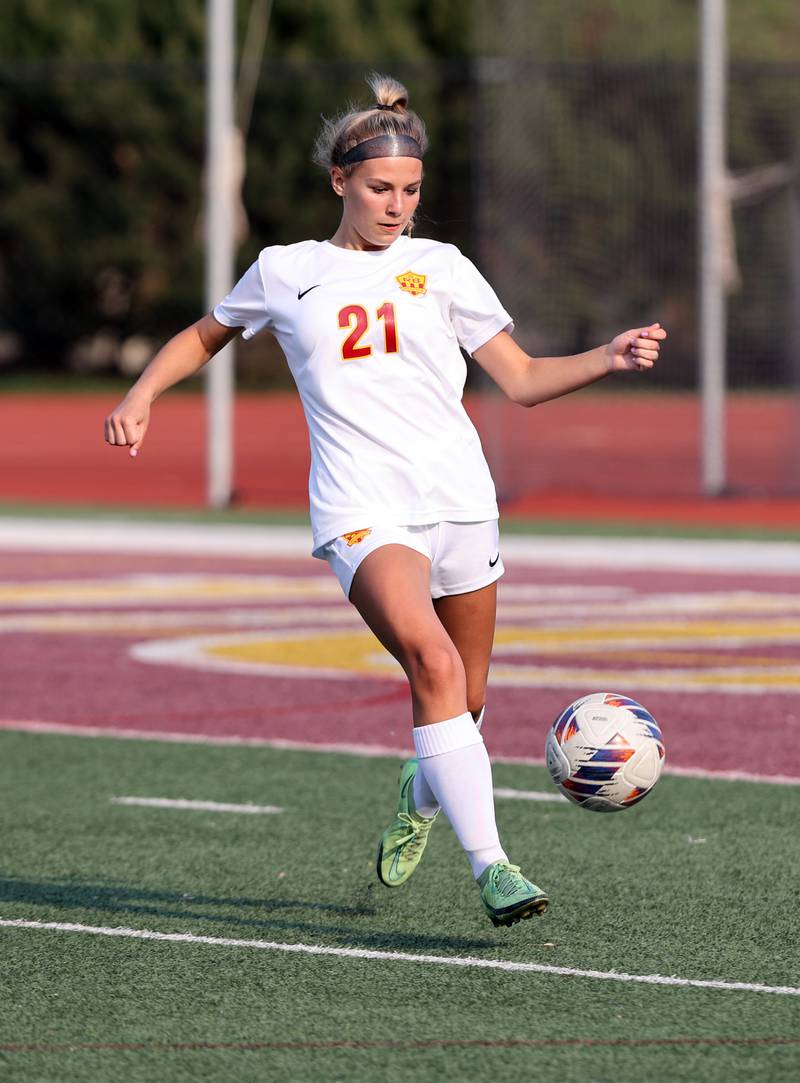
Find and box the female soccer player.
[105,73,665,928]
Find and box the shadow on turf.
[0,875,498,952]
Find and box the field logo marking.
[1,918,798,998]
[130,620,800,694]
[0,574,337,609]
[4,569,799,693]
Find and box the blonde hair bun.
[366,72,408,113]
[312,71,428,173]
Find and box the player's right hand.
[104,397,151,458]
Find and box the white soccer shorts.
[320,520,505,600]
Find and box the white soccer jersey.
[213,235,514,554]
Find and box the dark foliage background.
[0,0,797,388]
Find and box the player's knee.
[464,669,489,718]
[404,641,463,694]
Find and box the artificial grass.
[0,731,798,1083]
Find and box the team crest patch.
[341,528,372,547]
[395,271,427,297]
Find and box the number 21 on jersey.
[338,303,398,361]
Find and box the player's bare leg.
[349,544,467,725]
[433,581,497,721]
[397,580,497,822]
[351,544,541,915]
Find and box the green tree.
[0,0,797,387]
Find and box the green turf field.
[1,731,798,1082]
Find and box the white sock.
[412,706,486,816]
[413,712,507,879]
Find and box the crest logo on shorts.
[395,271,427,297]
[341,528,372,547]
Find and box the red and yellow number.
[338,305,372,360]
[376,301,398,354]
[338,302,399,361]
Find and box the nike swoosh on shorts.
[489,553,500,567]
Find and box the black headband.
[339,133,423,167]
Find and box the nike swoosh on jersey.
[297,284,322,300]
[489,553,500,567]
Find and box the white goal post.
[204,0,236,509]
[698,0,728,497]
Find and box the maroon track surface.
[1,392,799,525]
[1,547,798,779]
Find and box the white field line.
[2,719,799,787]
[0,518,799,573]
[0,918,797,998]
[0,520,314,557]
[110,797,282,815]
[112,790,562,810]
[493,787,568,804]
[0,719,411,757]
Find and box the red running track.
[1,391,799,527]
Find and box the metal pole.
[790,149,800,492]
[699,0,728,495]
[205,0,235,508]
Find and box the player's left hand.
[605,323,667,373]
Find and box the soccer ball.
[545,692,665,812]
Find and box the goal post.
[204,0,236,509]
[698,0,728,496]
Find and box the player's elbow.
[505,378,542,408]
[504,358,542,407]
[510,389,542,408]
[195,314,239,360]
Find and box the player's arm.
[472,324,666,407]
[104,314,241,455]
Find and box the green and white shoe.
[376,759,438,888]
[478,861,549,927]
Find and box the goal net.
[470,0,800,501]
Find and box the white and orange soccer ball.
[545,692,665,812]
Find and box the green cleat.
[478,861,549,927]
[376,759,438,887]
